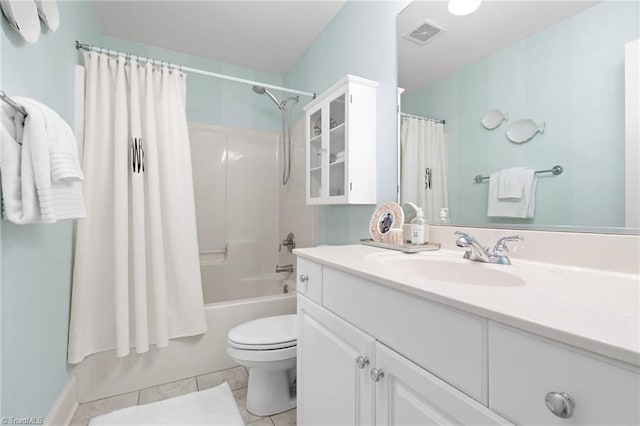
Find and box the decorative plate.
[36,0,59,32]
[0,0,41,44]
[370,201,404,242]
[481,109,508,130]
[506,119,545,144]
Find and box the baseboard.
[45,374,78,426]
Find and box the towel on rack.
[0,98,86,224]
[0,102,45,223]
[497,167,527,199]
[18,98,86,221]
[29,99,84,182]
[487,169,537,218]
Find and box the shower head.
[252,85,284,111]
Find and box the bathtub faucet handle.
[279,232,296,253]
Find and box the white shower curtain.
[68,51,207,364]
[400,116,448,223]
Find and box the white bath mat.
[89,382,243,425]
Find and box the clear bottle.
[437,207,450,225]
[411,208,426,245]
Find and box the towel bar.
[474,165,563,183]
[0,90,28,116]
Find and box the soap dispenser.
[410,208,427,245]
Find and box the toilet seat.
[228,314,296,351]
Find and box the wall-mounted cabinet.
[303,75,377,205]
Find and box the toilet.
[227,314,297,416]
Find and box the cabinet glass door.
[328,93,346,198]
[308,108,323,199]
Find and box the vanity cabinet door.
[297,294,375,425]
[374,343,510,426]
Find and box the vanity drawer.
[296,258,322,304]
[489,322,640,425]
[323,266,487,403]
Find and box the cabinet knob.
[545,392,575,419]
[370,368,384,382]
[356,356,369,369]
[299,274,309,284]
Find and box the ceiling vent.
[403,20,446,46]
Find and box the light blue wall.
[102,36,284,133]
[285,1,407,244]
[0,1,102,419]
[403,1,639,228]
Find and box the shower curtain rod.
[75,41,316,99]
[400,112,446,125]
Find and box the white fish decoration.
[506,119,545,144]
[481,109,508,130]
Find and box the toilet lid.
[228,314,296,349]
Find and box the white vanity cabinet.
[303,75,377,205]
[295,255,640,426]
[296,259,509,426]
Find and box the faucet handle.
[492,235,524,256]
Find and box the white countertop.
[294,244,640,367]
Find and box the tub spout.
[275,264,294,273]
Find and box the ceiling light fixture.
[448,0,482,16]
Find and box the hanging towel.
[497,167,527,199]
[17,98,86,221]
[0,104,36,223]
[487,169,537,218]
[0,102,50,223]
[0,98,86,224]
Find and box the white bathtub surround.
[68,51,206,364]
[400,115,448,223]
[189,123,282,304]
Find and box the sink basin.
[373,256,526,287]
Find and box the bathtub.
[74,277,297,403]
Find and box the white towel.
[0,103,44,224]
[0,98,86,224]
[497,167,527,199]
[19,100,56,222]
[17,98,84,182]
[487,170,538,218]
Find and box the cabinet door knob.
[370,368,384,382]
[299,274,309,284]
[355,356,369,369]
[545,392,575,418]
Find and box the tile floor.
[70,366,296,426]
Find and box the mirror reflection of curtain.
[400,116,448,222]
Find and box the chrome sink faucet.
[454,231,524,265]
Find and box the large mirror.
[397,1,639,234]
